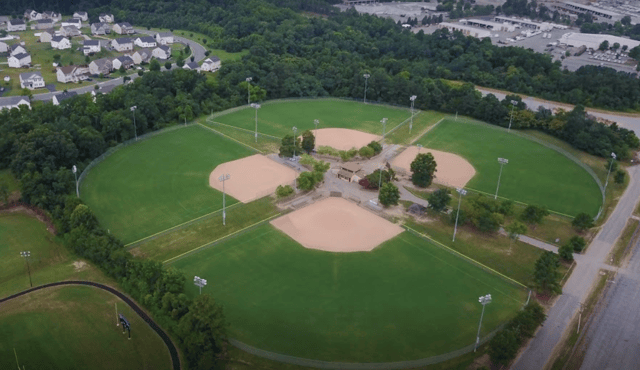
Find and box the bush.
[379,182,400,207]
[428,188,451,212]
[559,243,574,261]
[568,235,587,252]
[339,148,357,161]
[367,141,382,155]
[614,169,626,184]
[276,185,294,198]
[165,62,172,70]
[572,212,593,232]
[317,146,339,157]
[358,145,374,158]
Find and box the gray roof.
[156,32,172,37]
[63,25,79,32]
[137,36,155,43]
[92,22,108,28]
[20,71,43,80]
[75,11,87,16]
[9,18,25,25]
[41,28,55,34]
[116,55,134,63]
[185,62,199,69]
[92,58,111,67]
[55,91,78,102]
[66,18,81,23]
[51,36,65,42]
[84,40,100,46]
[37,19,53,24]
[158,45,170,52]
[114,37,132,44]
[12,53,30,60]
[10,43,24,51]
[0,96,30,107]
[208,56,220,62]
[117,22,132,28]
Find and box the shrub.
[317,146,339,157]
[614,169,626,184]
[276,185,294,198]
[568,235,587,252]
[572,212,593,232]
[367,140,382,155]
[559,243,574,261]
[428,189,451,212]
[358,145,374,158]
[379,182,400,207]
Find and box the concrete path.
[513,166,640,370]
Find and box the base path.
[391,146,476,189]
[313,128,381,151]
[0,281,180,370]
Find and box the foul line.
[463,187,575,219]
[163,213,282,264]
[205,119,282,140]
[403,225,528,289]
[197,122,263,153]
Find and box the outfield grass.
[416,118,602,216]
[0,286,171,370]
[80,125,255,244]
[171,224,526,362]
[384,111,445,145]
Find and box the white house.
[51,36,71,50]
[0,96,31,110]
[91,22,111,35]
[155,32,174,45]
[134,36,156,48]
[201,56,221,72]
[8,53,31,68]
[39,29,55,43]
[112,22,134,35]
[131,49,152,64]
[112,55,134,70]
[61,18,82,28]
[83,39,101,55]
[73,11,89,22]
[19,71,45,89]
[183,61,200,71]
[99,13,114,23]
[111,38,133,52]
[32,19,54,30]
[41,11,61,21]
[7,19,27,32]
[89,58,112,75]
[24,10,39,20]
[52,91,78,105]
[56,65,89,83]
[0,41,8,53]
[9,44,28,56]
[152,45,171,60]
[60,26,81,37]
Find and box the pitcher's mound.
[392,146,476,188]
[209,154,298,203]
[271,197,403,252]
[313,128,381,151]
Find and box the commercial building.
[558,32,640,51]
[552,1,623,23]
[438,22,491,39]
[459,19,515,32]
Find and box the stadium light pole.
[218,174,230,226]
[453,188,467,242]
[474,294,492,352]
[246,77,252,105]
[409,95,417,134]
[194,276,207,295]
[380,117,388,140]
[508,100,517,132]
[292,126,297,158]
[130,105,138,141]
[20,251,32,288]
[378,165,385,191]
[251,103,260,142]
[495,158,509,199]
[604,152,617,192]
[363,73,371,104]
[314,119,319,131]
[72,165,79,198]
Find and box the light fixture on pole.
[251,103,261,142]
[378,165,385,191]
[380,117,388,139]
[604,152,617,191]
[218,174,230,226]
[292,126,298,159]
[508,100,517,132]
[363,73,371,104]
[409,95,417,134]
[72,165,79,198]
[314,119,319,131]
[474,294,492,352]
[453,188,467,242]
[246,77,252,105]
[130,105,138,141]
[495,158,509,199]
[194,276,207,295]
[20,251,32,287]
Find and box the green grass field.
[416,118,602,216]
[171,224,526,362]
[0,169,20,196]
[80,125,255,244]
[0,286,171,370]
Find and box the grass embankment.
[608,218,639,267]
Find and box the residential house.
[42,11,61,21]
[111,38,133,52]
[183,62,200,71]
[52,91,78,105]
[99,13,114,23]
[56,65,89,83]
[7,19,27,32]
[112,22,134,35]
[201,56,221,72]
[19,71,45,89]
[8,53,31,68]
[0,96,31,110]
[24,10,39,20]
[0,41,8,53]
[155,32,174,45]
[60,26,81,37]
[39,29,55,43]
[89,58,113,75]
[134,36,156,48]
[130,48,152,64]
[51,36,71,50]
[112,55,134,70]
[83,40,101,55]
[91,22,111,35]
[73,11,89,22]
[32,19,54,30]
[61,18,82,28]
[9,44,27,56]
[152,45,171,60]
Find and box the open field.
[384,111,445,145]
[80,125,254,244]
[416,117,602,216]
[171,223,526,362]
[0,286,172,370]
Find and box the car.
[86,78,93,81]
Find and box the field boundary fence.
[381,111,421,140]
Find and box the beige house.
[56,65,89,83]
[152,45,171,60]
[51,36,71,50]
[111,38,133,52]
[113,22,134,35]
[60,26,81,37]
[89,58,113,75]
[32,19,54,30]
[73,11,89,22]
[39,29,55,43]
[130,49,152,64]
[99,13,114,23]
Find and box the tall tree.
[534,251,562,294]
[410,152,437,188]
[301,130,315,154]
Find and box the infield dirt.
[392,146,476,188]
[312,128,381,151]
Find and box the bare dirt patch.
[392,146,476,188]
[270,197,404,252]
[73,261,87,271]
[313,128,381,151]
[209,154,298,203]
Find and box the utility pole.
[218,174,230,225]
[604,152,617,192]
[508,100,517,132]
[363,73,370,104]
[72,165,79,198]
[380,118,388,139]
[292,126,297,158]
[495,158,509,199]
[409,95,417,134]
[246,77,252,105]
[20,251,32,288]
[130,105,137,141]
[251,103,261,142]
[453,188,467,242]
[474,294,492,352]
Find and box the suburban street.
[513,165,640,369]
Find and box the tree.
[630,46,640,61]
[520,205,549,226]
[137,70,144,77]
[559,243,574,261]
[599,40,609,51]
[572,212,593,232]
[0,181,9,204]
[505,221,527,251]
[428,188,451,212]
[614,169,625,184]
[410,152,437,188]
[279,135,299,158]
[622,15,632,26]
[85,55,90,63]
[358,145,374,158]
[534,251,562,294]
[297,171,316,191]
[365,169,396,189]
[488,327,520,367]
[301,130,315,154]
[613,42,620,50]
[568,235,587,252]
[150,59,160,72]
[378,182,400,207]
[367,141,382,155]
[177,58,185,68]
[164,62,172,70]
[276,184,294,198]
[119,65,126,74]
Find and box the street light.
[508,100,517,132]
[453,188,467,242]
[314,119,319,131]
[474,294,492,352]
[218,174,230,226]
[292,126,298,158]
[20,251,32,288]
[130,105,137,141]
[604,152,617,191]
[246,77,252,105]
[410,95,417,134]
[72,165,79,198]
[495,158,509,199]
[380,118,388,139]
[363,73,371,104]
[378,165,385,191]
[251,103,261,142]
[194,276,207,295]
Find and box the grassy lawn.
[80,125,255,244]
[384,111,445,145]
[144,27,249,62]
[608,218,639,267]
[171,224,526,362]
[199,118,281,153]
[213,99,412,139]
[0,286,172,370]
[415,117,602,216]
[0,211,111,299]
